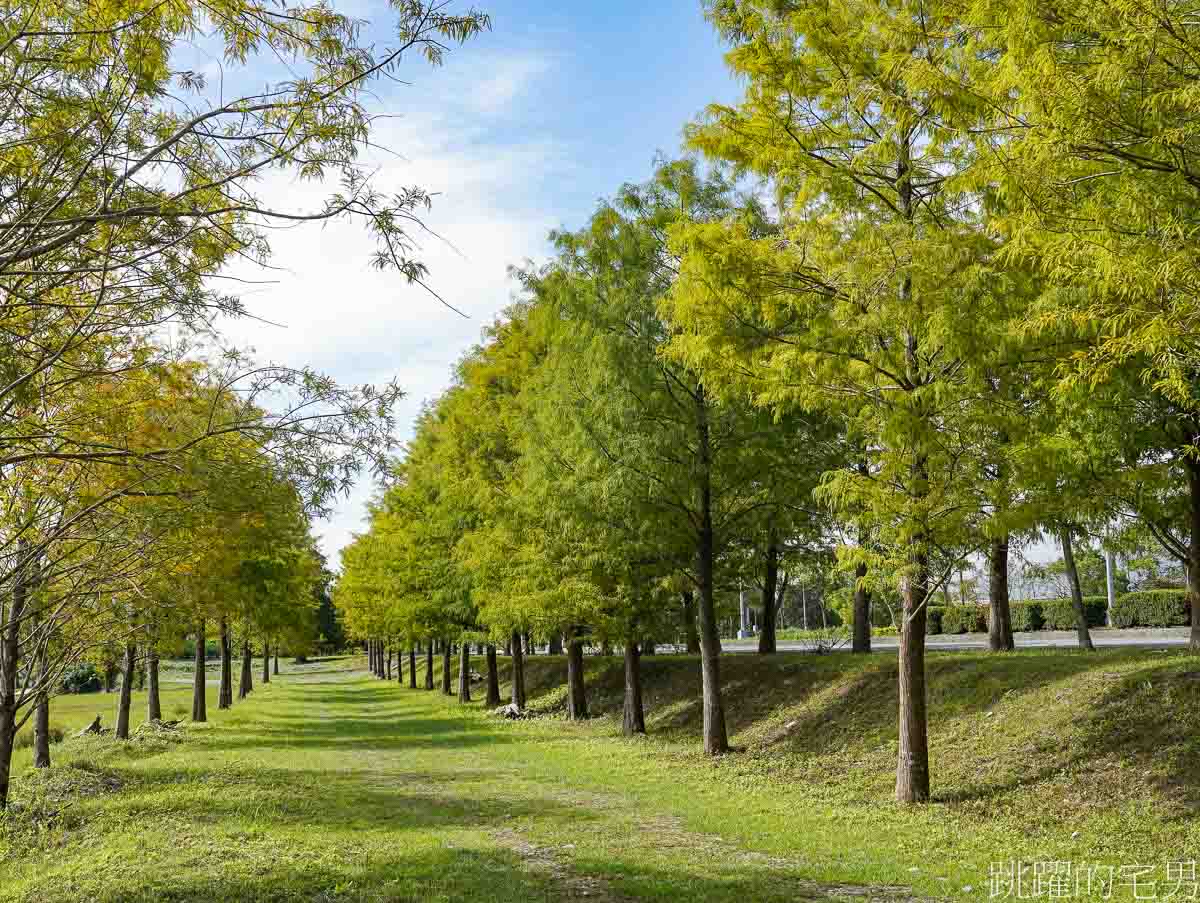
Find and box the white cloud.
[213,49,565,563]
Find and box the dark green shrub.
[1003,601,1044,632]
[1041,596,1108,630]
[1110,590,1189,628]
[869,601,897,629]
[13,726,64,749]
[941,605,987,634]
[59,663,101,694]
[926,606,943,635]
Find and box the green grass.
[4,648,1200,901]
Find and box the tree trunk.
[32,636,50,767]
[695,387,729,755]
[524,632,535,656]
[566,626,588,720]
[548,633,563,655]
[273,651,279,676]
[643,641,656,655]
[115,641,136,739]
[441,643,453,695]
[758,535,779,654]
[681,591,700,654]
[238,640,253,699]
[218,619,232,709]
[988,534,1015,652]
[424,643,434,690]
[1060,526,1096,651]
[896,550,930,803]
[1188,457,1200,651]
[622,640,645,736]
[262,638,271,684]
[409,647,417,689]
[104,659,117,693]
[852,561,872,653]
[192,619,207,723]
[510,630,526,710]
[485,645,501,706]
[386,646,393,682]
[147,649,161,722]
[458,643,471,702]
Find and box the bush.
[926,606,943,635]
[59,663,101,694]
[13,726,64,750]
[1110,590,1190,628]
[1041,596,1108,630]
[1005,601,1044,632]
[869,601,897,629]
[941,605,987,634]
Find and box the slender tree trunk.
[441,643,453,695]
[273,651,279,676]
[409,647,417,689]
[32,638,50,768]
[622,639,645,736]
[566,626,588,720]
[104,659,116,693]
[1060,526,1096,651]
[262,638,271,684]
[988,535,1015,651]
[218,618,232,710]
[1188,457,1200,651]
[238,640,253,699]
[852,561,872,653]
[758,534,779,654]
[896,549,931,803]
[510,630,526,710]
[695,388,729,755]
[386,646,393,682]
[458,643,471,702]
[147,649,161,722]
[524,632,535,656]
[114,641,136,739]
[424,642,434,690]
[192,619,207,723]
[0,712,12,810]
[485,645,500,706]
[32,700,50,773]
[548,633,563,655]
[681,591,700,654]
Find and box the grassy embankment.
[3,647,1199,901]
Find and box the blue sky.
[220,1,741,562]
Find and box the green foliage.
[1041,597,1109,631]
[58,664,101,695]
[1110,591,1190,629]
[940,606,987,635]
[1006,602,1045,633]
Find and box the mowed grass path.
[3,658,916,902]
[9,648,1200,901]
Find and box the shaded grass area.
[4,648,1200,900]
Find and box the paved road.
[721,627,1192,653]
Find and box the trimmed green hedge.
[1041,595,1108,630]
[1007,601,1044,632]
[1110,590,1189,628]
[941,605,987,634]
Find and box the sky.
[218,1,743,564]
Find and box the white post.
[1105,550,1116,627]
[738,585,748,639]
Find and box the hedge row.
[870,590,1191,635]
[1109,590,1189,628]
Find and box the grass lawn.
[3,648,1200,901]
